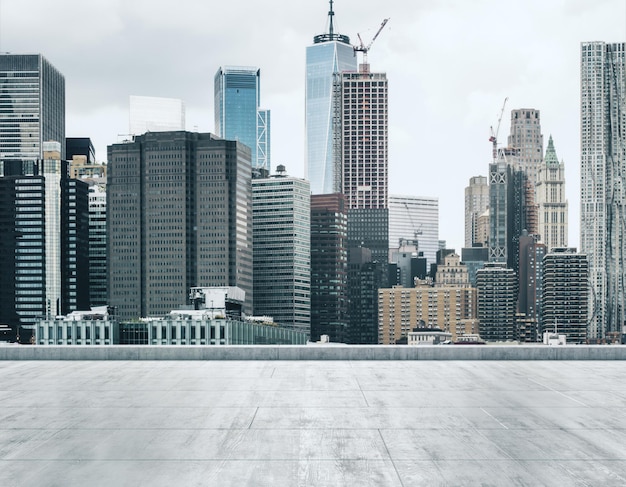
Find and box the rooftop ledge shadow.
[1,345,625,361]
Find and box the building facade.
[517,232,546,327]
[107,132,253,319]
[378,284,477,344]
[0,54,65,167]
[580,41,626,338]
[305,2,357,194]
[129,95,185,135]
[310,193,348,343]
[507,108,544,187]
[389,195,439,268]
[214,66,270,171]
[541,248,588,343]
[476,262,518,341]
[252,168,310,334]
[88,184,107,307]
[464,176,489,248]
[536,135,568,251]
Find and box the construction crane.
[489,97,508,163]
[353,18,390,67]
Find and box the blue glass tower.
[214,66,270,171]
[305,0,357,194]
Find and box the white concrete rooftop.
[2,358,626,486]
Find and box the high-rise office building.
[464,176,489,248]
[214,66,270,171]
[580,41,625,338]
[66,138,96,165]
[252,167,310,334]
[339,68,388,210]
[541,248,588,343]
[107,132,253,320]
[389,195,439,268]
[517,231,546,325]
[476,262,518,342]
[0,143,72,333]
[0,54,65,167]
[310,193,348,343]
[61,174,90,315]
[129,95,185,135]
[488,153,535,275]
[536,135,568,251]
[88,184,107,307]
[507,108,544,186]
[305,1,357,194]
[347,247,383,344]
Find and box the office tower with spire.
[464,176,489,248]
[215,66,270,172]
[0,54,65,167]
[508,109,544,187]
[581,41,626,339]
[305,0,357,194]
[535,135,568,251]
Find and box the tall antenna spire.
[313,0,350,45]
[328,0,335,37]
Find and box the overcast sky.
[1,0,624,251]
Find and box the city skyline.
[0,0,624,251]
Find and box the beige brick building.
[378,284,478,344]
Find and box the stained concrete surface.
[1,360,626,486]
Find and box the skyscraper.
[129,95,185,135]
[310,193,348,342]
[536,135,568,251]
[541,248,588,343]
[305,1,357,194]
[88,184,107,307]
[0,54,65,167]
[476,263,518,342]
[252,167,310,334]
[488,152,535,275]
[107,132,253,319]
[507,108,544,186]
[464,176,489,248]
[580,41,625,339]
[214,66,270,171]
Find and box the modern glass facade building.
[305,4,357,194]
[107,132,253,319]
[252,169,310,334]
[0,54,65,168]
[214,66,270,171]
[580,41,625,339]
[129,95,185,135]
[389,195,439,268]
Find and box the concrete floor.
[1,360,626,486]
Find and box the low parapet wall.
[1,345,625,360]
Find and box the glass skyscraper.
[305,2,357,194]
[0,54,65,168]
[129,95,185,135]
[214,66,270,171]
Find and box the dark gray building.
[107,132,253,320]
[88,185,107,307]
[310,193,348,343]
[476,262,518,342]
[0,54,65,165]
[541,248,588,343]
